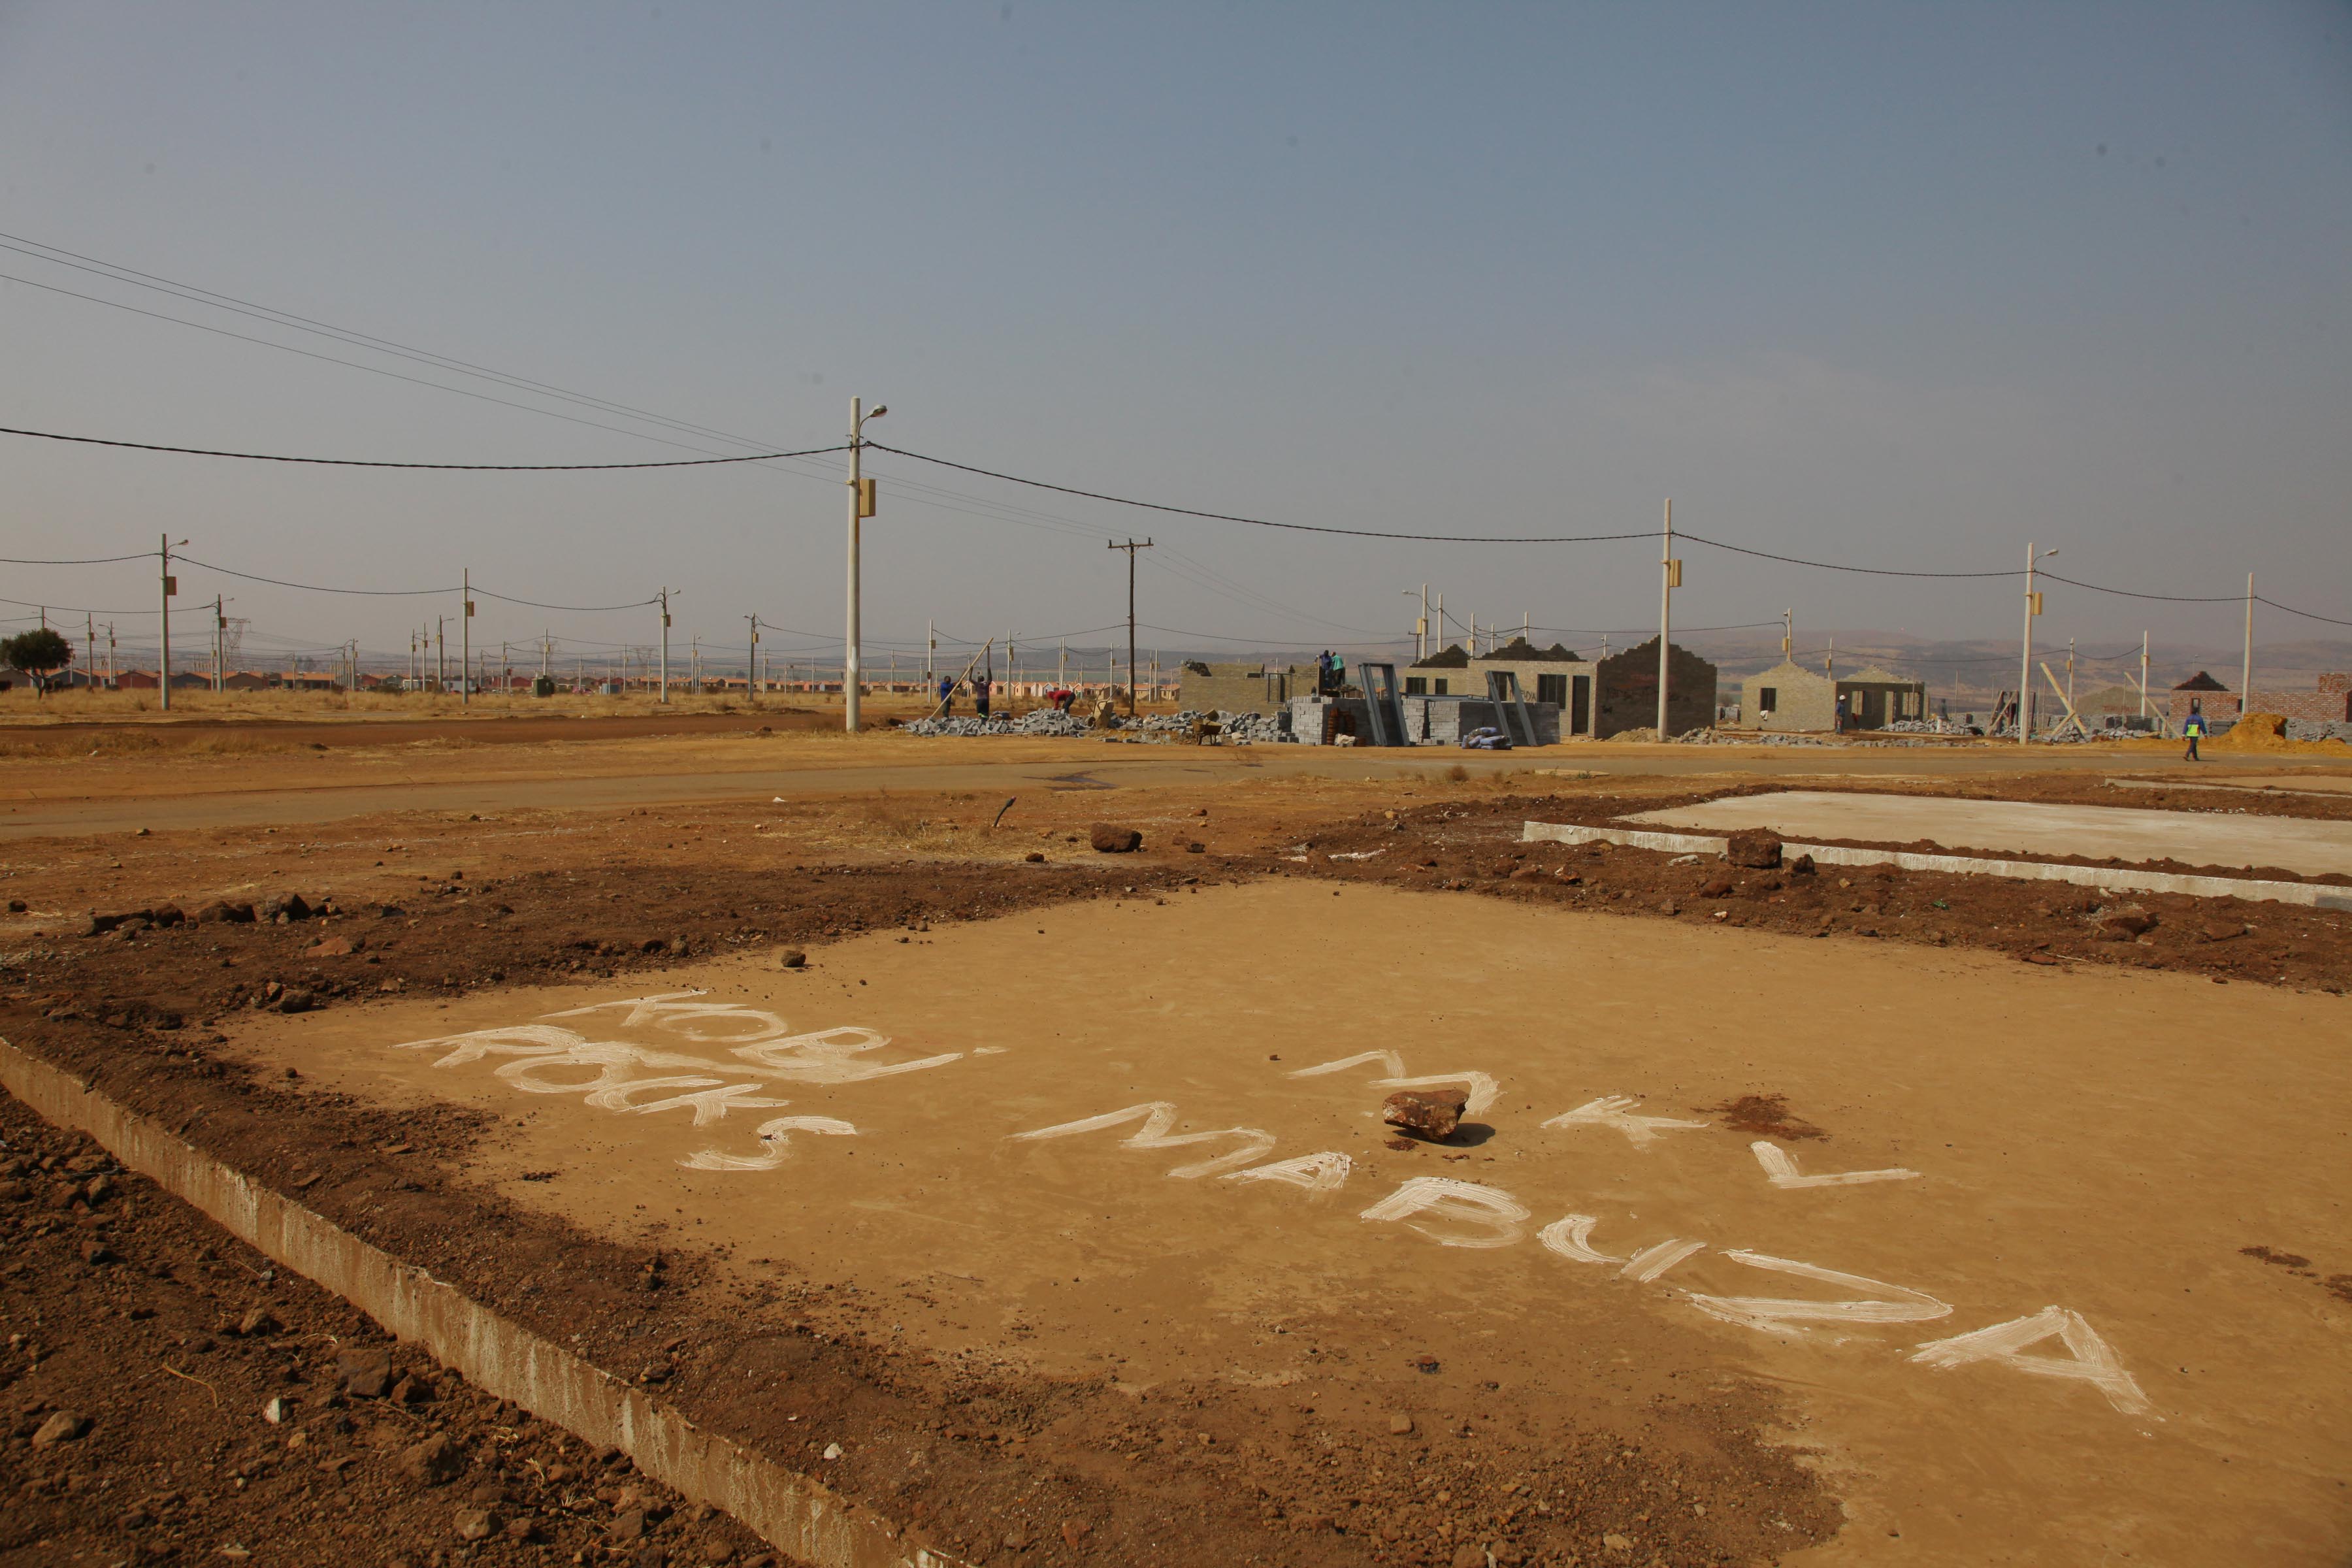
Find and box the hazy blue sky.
[1,1,2346,672]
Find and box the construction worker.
[936,674,955,715]
[975,674,992,721]
[2183,698,2206,762]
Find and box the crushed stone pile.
[1124,710,1298,743]
[900,707,1299,742]
[902,708,1092,738]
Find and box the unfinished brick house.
[1593,637,1718,738]
[1408,639,1597,736]
[1177,661,1318,716]
[1738,660,1927,732]
[2168,670,2351,728]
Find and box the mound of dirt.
[2210,713,2352,755]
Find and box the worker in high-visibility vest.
[2182,698,2206,762]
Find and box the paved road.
[6,740,2322,841]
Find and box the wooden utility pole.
[1107,538,1153,715]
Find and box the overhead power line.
[0,550,156,566]
[470,587,661,612]
[1678,536,2012,579]
[867,444,1656,544]
[0,423,845,472]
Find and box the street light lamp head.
[867,405,887,420]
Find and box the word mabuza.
[392,991,960,1171]
[1008,1065,2150,1420]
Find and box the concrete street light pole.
[844,397,887,732]
[158,534,184,710]
[659,588,674,704]
[2019,543,2056,747]
[2240,574,2255,721]
[1656,499,1678,740]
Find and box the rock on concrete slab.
[1090,824,1143,854]
[1382,1088,1468,1141]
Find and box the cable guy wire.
[0,550,156,565]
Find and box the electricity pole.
[1108,537,1153,715]
[746,614,761,702]
[1657,499,1679,739]
[212,595,225,692]
[2240,573,2255,720]
[2140,632,2149,723]
[844,396,887,732]
[540,630,551,685]
[1405,585,1428,661]
[461,570,472,707]
[659,588,673,704]
[436,615,446,693]
[2019,542,2055,747]
[158,534,180,711]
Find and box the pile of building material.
[902,709,1092,738]
[1124,710,1298,743]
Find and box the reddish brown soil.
[1701,1095,1826,1143]
[0,1089,777,1568]
[0,708,838,755]
[1,852,1837,1567]
[1284,794,2352,992]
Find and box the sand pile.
[2210,713,2352,755]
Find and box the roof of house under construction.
[2173,670,2230,691]
[1480,637,1583,662]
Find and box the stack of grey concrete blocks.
[1288,693,1560,745]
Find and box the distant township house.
[1738,660,1927,732]
[1178,661,1319,716]
[1407,636,1718,739]
[2170,670,2350,728]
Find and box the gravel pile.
[1124,709,1298,743]
[899,706,1299,742]
[2287,719,2352,743]
[902,708,1092,738]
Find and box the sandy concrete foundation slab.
[1630,789,2352,875]
[225,881,2349,1567]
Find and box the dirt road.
[10,726,2338,841]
